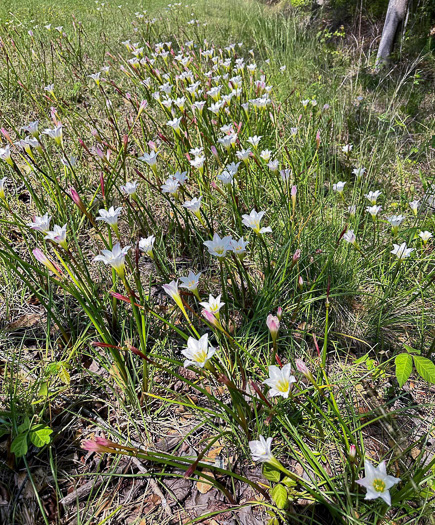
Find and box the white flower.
[42,125,63,144]
[348,205,356,216]
[260,150,272,162]
[199,294,225,315]
[365,190,382,205]
[120,181,139,196]
[182,334,216,369]
[161,177,180,195]
[342,144,353,154]
[183,196,202,215]
[366,205,382,218]
[22,120,39,137]
[263,364,296,399]
[419,231,432,244]
[0,146,13,165]
[0,177,6,199]
[138,235,155,257]
[96,206,122,226]
[247,135,262,148]
[179,270,201,292]
[27,213,51,232]
[352,167,366,178]
[217,170,234,185]
[268,160,279,172]
[387,215,405,228]
[356,460,400,506]
[249,435,274,463]
[280,168,292,181]
[218,133,237,150]
[203,233,233,258]
[44,84,55,93]
[301,99,310,107]
[242,209,272,234]
[409,200,419,215]
[236,148,251,162]
[44,224,68,249]
[333,181,346,194]
[88,72,102,84]
[391,242,414,260]
[208,101,224,114]
[167,117,182,132]
[231,237,249,257]
[290,127,298,136]
[190,155,206,170]
[139,150,159,166]
[226,162,240,175]
[190,147,203,156]
[94,243,130,276]
[173,171,188,185]
[162,280,184,309]
[343,230,356,244]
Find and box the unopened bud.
[276,307,283,321]
[349,444,357,463]
[298,276,304,289]
[291,185,297,209]
[266,314,280,341]
[33,248,62,278]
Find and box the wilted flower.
[280,168,292,182]
[242,209,272,234]
[356,460,400,506]
[94,243,130,277]
[263,364,296,399]
[44,224,68,250]
[391,242,414,260]
[419,231,432,244]
[365,190,382,205]
[180,270,202,299]
[138,235,155,258]
[27,213,51,233]
[249,435,274,463]
[182,334,216,369]
[204,233,233,258]
[199,294,225,318]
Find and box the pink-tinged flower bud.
[291,249,301,267]
[123,134,129,150]
[33,248,62,277]
[349,444,357,462]
[291,185,297,209]
[211,145,219,159]
[1,128,11,143]
[266,314,280,342]
[276,307,283,321]
[298,276,304,289]
[148,140,157,151]
[100,173,105,199]
[81,439,114,454]
[202,308,221,328]
[69,187,88,215]
[295,358,309,376]
[316,130,321,149]
[138,100,147,116]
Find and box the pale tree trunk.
[376,0,409,69]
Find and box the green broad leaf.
[271,483,288,509]
[17,416,30,434]
[29,427,53,448]
[58,365,70,386]
[38,382,48,397]
[413,356,435,384]
[281,476,296,488]
[11,433,28,457]
[267,519,279,525]
[262,462,281,482]
[403,344,421,355]
[395,353,413,388]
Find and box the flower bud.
[33,248,62,278]
[349,444,357,463]
[298,276,304,289]
[276,307,283,321]
[266,314,280,342]
[291,185,297,209]
[69,187,88,215]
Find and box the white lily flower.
[409,200,419,215]
[167,117,182,133]
[190,155,206,170]
[365,190,382,205]
[352,167,366,178]
[179,270,202,297]
[333,181,346,194]
[236,148,251,162]
[182,334,216,369]
[199,294,225,316]
[0,177,7,200]
[348,205,357,217]
[217,170,234,185]
[96,206,122,227]
[226,162,240,175]
[260,149,272,162]
[242,209,272,234]
[94,243,130,277]
[268,159,279,172]
[301,99,310,107]
[280,168,292,181]
[231,237,249,257]
[342,144,353,154]
[387,215,405,231]
[218,133,237,150]
[0,146,13,166]
[173,171,188,185]
[190,147,204,156]
[419,231,432,244]
[161,177,180,195]
[203,233,233,258]
[21,120,39,137]
[247,135,262,149]
[183,196,202,216]
[138,235,155,257]
[208,101,224,114]
[391,242,414,260]
[343,230,356,244]
[263,364,296,399]
[249,435,274,463]
[139,150,159,167]
[44,224,68,249]
[42,125,63,145]
[356,460,400,506]
[366,205,382,218]
[27,213,51,233]
[120,181,139,197]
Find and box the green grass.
[0,0,434,524]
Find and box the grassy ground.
[0,0,435,524]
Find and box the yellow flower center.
[372,479,386,493]
[276,379,289,393]
[195,350,207,363]
[215,247,224,255]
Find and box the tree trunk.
[376,0,409,69]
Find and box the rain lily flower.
[342,144,353,154]
[42,125,63,145]
[333,181,346,196]
[249,435,274,463]
[236,148,251,163]
[138,235,155,258]
[22,120,39,137]
[231,237,249,258]
[343,230,356,245]
[27,213,51,233]
[139,151,159,169]
[242,209,272,234]
[173,171,188,185]
[352,167,366,178]
[167,117,182,134]
[161,177,180,196]
[301,99,310,107]
[280,168,292,181]
[162,280,186,311]
[96,207,122,231]
[366,205,382,218]
[365,190,382,205]
[419,231,432,244]
[260,150,272,162]
[190,155,206,171]
[356,460,400,506]
[204,233,233,258]
[182,333,216,369]
[33,248,62,278]
[391,242,414,260]
[0,146,13,166]
[120,181,139,198]
[295,359,315,384]
[44,224,68,250]
[199,294,225,318]
[268,159,279,172]
[348,205,356,217]
[247,135,262,149]
[266,314,280,341]
[0,177,7,200]
[226,162,240,176]
[180,270,202,299]
[291,185,297,209]
[409,200,419,216]
[94,243,130,278]
[217,170,234,185]
[387,215,405,235]
[263,364,296,399]
[183,196,202,218]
